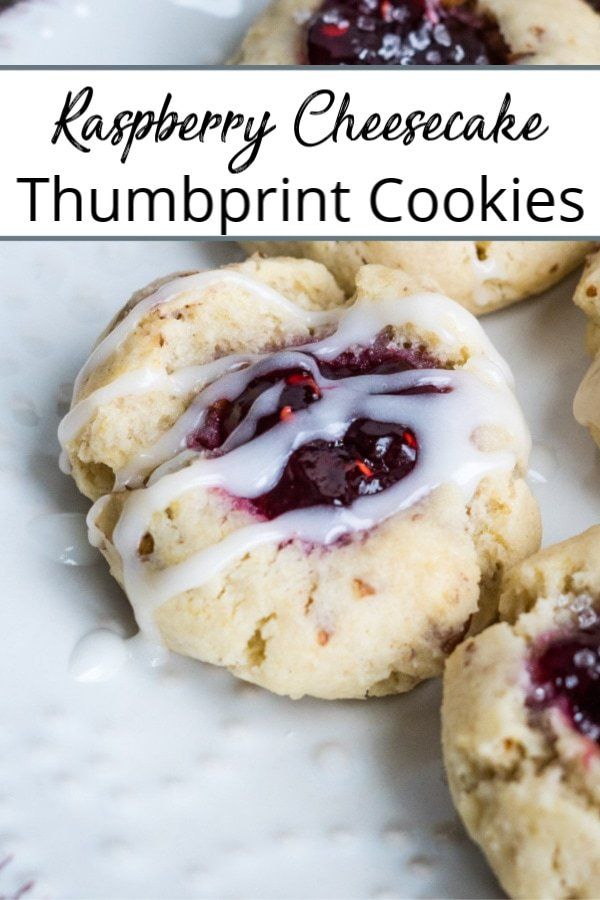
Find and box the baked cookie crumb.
[60,258,540,699]
[443,526,600,899]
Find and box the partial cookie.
[232,0,600,66]
[236,0,594,316]
[242,240,591,315]
[60,256,344,500]
[60,257,540,700]
[443,526,600,900]
[574,249,600,446]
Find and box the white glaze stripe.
[471,244,506,308]
[305,293,513,385]
[72,269,340,398]
[106,366,527,638]
[118,351,318,487]
[60,355,261,485]
[62,268,530,643]
[61,289,514,489]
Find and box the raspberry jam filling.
[306,0,510,66]
[253,418,418,519]
[187,368,321,452]
[529,623,600,745]
[318,330,439,378]
[187,338,445,519]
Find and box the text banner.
[0,67,599,238]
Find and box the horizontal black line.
[1,236,598,242]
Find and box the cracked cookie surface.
[242,240,592,315]
[60,257,539,699]
[443,526,600,899]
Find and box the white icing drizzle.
[574,354,600,430]
[86,494,112,549]
[60,356,260,486]
[527,442,558,486]
[107,364,527,639]
[60,289,513,490]
[60,268,340,480]
[471,244,506,308]
[69,628,168,683]
[61,268,530,644]
[308,292,513,385]
[70,628,130,682]
[71,269,338,399]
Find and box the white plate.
[0,0,268,65]
[1,4,599,899]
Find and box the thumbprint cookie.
[60,256,539,699]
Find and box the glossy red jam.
[306,0,510,66]
[318,333,440,378]
[188,336,440,453]
[529,623,600,745]
[187,338,446,519]
[253,418,418,518]
[187,368,322,452]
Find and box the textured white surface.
[0,0,268,64]
[0,3,599,898]
[1,239,599,900]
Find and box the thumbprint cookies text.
[7,72,589,236]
